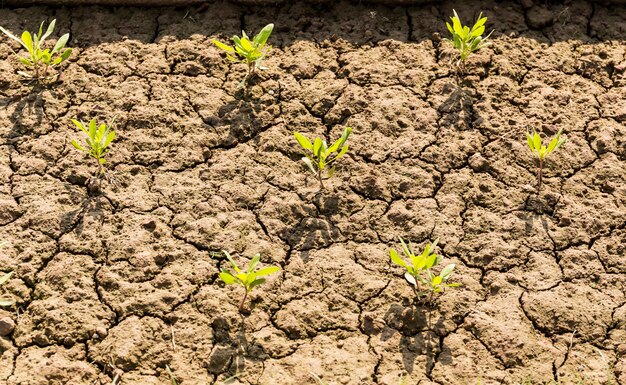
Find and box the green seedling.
[70,117,117,178]
[445,10,492,70]
[166,365,178,385]
[0,19,72,80]
[294,127,352,190]
[219,251,280,312]
[0,271,14,307]
[390,238,459,299]
[526,129,566,191]
[211,23,274,87]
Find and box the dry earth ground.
[0,0,625,384]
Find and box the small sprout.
[0,271,14,307]
[526,129,567,191]
[219,251,280,312]
[166,365,178,385]
[294,127,352,190]
[390,238,459,300]
[0,19,72,80]
[211,23,274,87]
[445,10,492,71]
[70,117,117,178]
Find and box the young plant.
[294,127,352,190]
[70,117,117,178]
[445,10,492,70]
[526,129,567,191]
[0,271,14,307]
[219,251,280,312]
[211,23,274,87]
[390,238,459,300]
[0,19,72,80]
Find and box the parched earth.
[0,0,625,384]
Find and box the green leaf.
[52,33,69,55]
[0,271,13,285]
[0,26,28,48]
[253,23,273,47]
[247,254,261,273]
[219,271,237,285]
[239,36,253,52]
[88,119,97,139]
[21,31,33,52]
[440,263,455,278]
[313,137,323,158]
[424,254,438,269]
[40,19,56,45]
[390,249,407,268]
[533,132,541,150]
[526,132,534,150]
[399,237,411,258]
[104,131,115,148]
[222,250,240,273]
[249,278,266,290]
[60,48,72,61]
[256,266,280,277]
[302,156,317,174]
[294,132,313,151]
[71,139,85,151]
[0,299,13,307]
[432,276,443,286]
[211,39,235,53]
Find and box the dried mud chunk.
[14,253,115,347]
[592,229,626,273]
[525,6,554,30]
[274,292,359,338]
[89,316,172,372]
[520,71,601,131]
[586,118,626,157]
[173,209,277,258]
[551,155,626,249]
[0,198,23,225]
[280,41,338,79]
[258,333,376,385]
[97,247,213,318]
[558,247,605,280]
[339,41,435,89]
[465,292,559,377]
[521,282,616,341]
[507,251,562,290]
[557,344,616,384]
[598,87,626,122]
[10,344,99,385]
[431,329,507,384]
[71,7,159,45]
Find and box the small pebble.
[0,317,15,336]
[96,326,108,338]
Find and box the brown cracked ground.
[0,1,625,384]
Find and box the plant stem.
[537,158,543,192]
[317,169,324,190]
[239,290,248,312]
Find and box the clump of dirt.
[0,1,625,384]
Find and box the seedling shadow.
[206,314,266,378]
[215,87,276,148]
[280,193,342,253]
[438,81,474,116]
[382,301,449,374]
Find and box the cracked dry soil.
[0,0,625,384]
